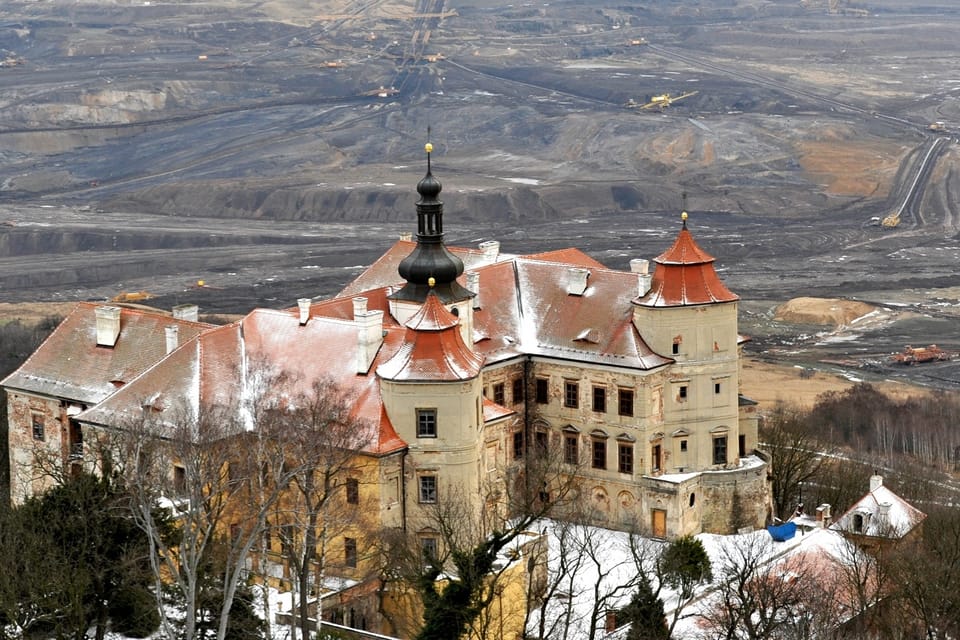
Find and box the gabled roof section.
[635,218,738,308]
[472,257,672,370]
[833,477,926,539]
[377,293,484,382]
[1,302,211,404]
[78,309,408,456]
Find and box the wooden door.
[652,508,667,538]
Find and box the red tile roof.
[377,293,484,381]
[1,302,211,404]
[78,310,408,456]
[637,225,738,307]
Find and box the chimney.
[604,611,618,633]
[399,231,412,242]
[357,309,385,374]
[479,240,500,262]
[353,297,368,318]
[467,271,481,309]
[95,306,122,348]
[815,504,832,528]
[879,502,891,517]
[172,304,199,322]
[165,325,179,354]
[566,268,589,296]
[631,259,652,297]
[297,298,311,326]
[869,475,883,492]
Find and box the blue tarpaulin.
[767,521,797,542]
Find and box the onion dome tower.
[389,142,475,305]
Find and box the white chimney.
[467,271,481,309]
[878,502,891,517]
[631,259,652,297]
[869,475,883,492]
[165,325,179,354]
[297,298,311,326]
[353,297,368,318]
[566,268,590,296]
[479,240,500,262]
[815,504,832,528]
[95,306,122,347]
[400,232,413,242]
[172,304,199,322]
[357,310,384,374]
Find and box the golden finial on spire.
[425,142,433,154]
[428,276,436,288]
[681,211,688,222]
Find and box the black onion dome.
[389,142,475,305]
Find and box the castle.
[4,144,770,557]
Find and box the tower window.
[513,431,525,460]
[345,537,357,568]
[618,443,634,474]
[592,386,606,413]
[715,382,721,394]
[678,386,688,401]
[713,436,728,466]
[680,439,688,453]
[672,342,680,355]
[564,381,579,408]
[592,439,606,470]
[652,444,662,472]
[535,378,549,404]
[419,475,437,503]
[564,435,579,465]
[618,388,633,417]
[493,383,505,405]
[512,377,524,404]
[31,415,45,441]
[345,478,359,505]
[417,409,437,438]
[535,430,549,454]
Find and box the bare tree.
[118,368,362,640]
[699,534,831,640]
[267,379,373,640]
[759,404,828,521]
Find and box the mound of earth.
[773,297,876,327]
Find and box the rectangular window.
[344,538,357,568]
[535,378,549,404]
[535,430,549,455]
[564,381,579,408]
[493,383,505,405]
[679,385,688,400]
[618,389,633,417]
[419,475,437,503]
[652,444,662,472]
[564,435,578,465]
[592,439,606,470]
[345,478,359,505]
[618,443,634,474]
[680,439,688,453]
[672,342,680,355]
[592,386,606,413]
[713,436,728,465]
[715,382,722,394]
[421,537,438,561]
[263,526,273,551]
[512,377,524,404]
[513,431,525,460]
[173,465,186,493]
[417,409,437,438]
[31,415,44,441]
[739,434,746,458]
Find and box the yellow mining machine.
[627,91,698,111]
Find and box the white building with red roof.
[4,146,771,545]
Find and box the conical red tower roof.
[376,292,484,381]
[636,215,738,307]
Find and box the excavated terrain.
[0,0,959,387]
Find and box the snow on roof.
[832,477,926,539]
